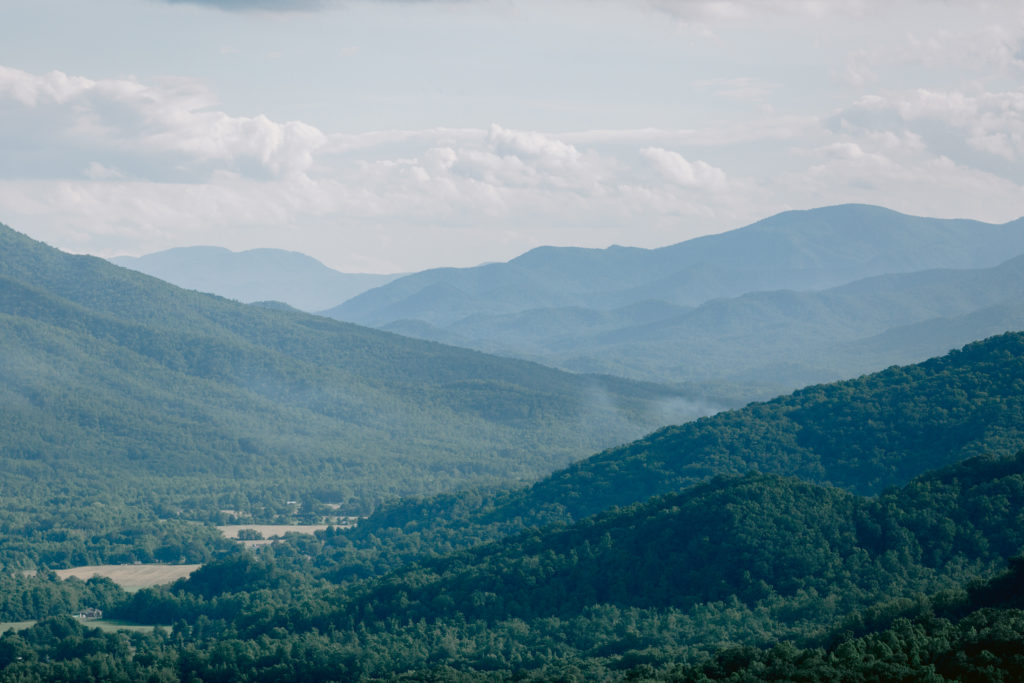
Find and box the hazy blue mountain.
[376,255,1024,400]
[111,246,399,312]
[325,204,1024,327]
[0,222,697,513]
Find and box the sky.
[0,0,1022,273]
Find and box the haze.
[1,0,1022,272]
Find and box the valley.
[6,1,1024,677]
[3,207,1024,680]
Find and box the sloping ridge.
[521,331,1024,519]
[0,222,695,509]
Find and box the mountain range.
[110,246,400,312]
[0,222,696,513]
[111,205,1024,402]
[96,342,1024,677]
[7,206,1024,677]
[327,204,1024,324]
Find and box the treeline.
[4,451,998,679]
[0,573,124,622]
[667,556,1024,681]
[5,452,1024,679]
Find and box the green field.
[0,621,36,633]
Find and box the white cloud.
[0,66,94,106]
[1,58,1023,272]
[838,89,1024,165]
[903,24,1024,75]
[0,66,327,180]
[641,147,728,190]
[641,0,885,21]
[83,162,125,180]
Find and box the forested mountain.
[4,322,1024,678]
[306,331,1024,582]
[0,222,695,514]
[383,254,1024,396]
[326,204,1024,327]
[110,246,399,312]
[10,451,1024,680]
[519,331,1024,518]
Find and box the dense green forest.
[300,331,1024,581]
[7,219,1024,679]
[5,452,1024,680]
[0,222,697,517]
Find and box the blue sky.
[1,0,1022,272]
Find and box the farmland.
[53,564,202,592]
[216,524,339,539]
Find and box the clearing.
[217,524,335,539]
[53,564,201,591]
[0,619,164,633]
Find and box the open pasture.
[0,619,163,634]
[217,524,333,539]
[54,564,202,591]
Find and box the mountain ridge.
[326,204,1024,327]
[111,245,400,312]
[0,221,700,513]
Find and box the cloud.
[83,162,125,180]
[153,0,896,16]
[640,147,727,190]
[833,89,1024,176]
[157,0,454,10]
[641,0,886,21]
[2,60,1023,273]
[0,66,327,180]
[159,0,332,11]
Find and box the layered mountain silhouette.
[111,246,400,312]
[321,204,1024,398]
[327,204,1024,324]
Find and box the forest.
[0,222,698,514]
[5,223,1024,679]
[3,332,1024,677]
[4,451,1024,679]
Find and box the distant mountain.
[326,204,1024,328]
[110,246,400,312]
[0,222,696,514]
[378,254,1024,399]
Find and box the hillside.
[0,222,695,515]
[110,246,399,312]
[324,331,1024,579]
[7,329,1024,678]
[57,451,1024,680]
[332,452,1024,626]
[522,331,1024,518]
[669,553,1024,681]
